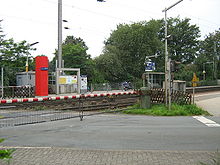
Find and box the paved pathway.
[0,147,217,165]
[195,91,220,116]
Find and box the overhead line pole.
[164,8,168,107]
[56,0,62,94]
[162,0,184,110]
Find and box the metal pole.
[163,0,184,110]
[142,73,146,87]
[203,63,205,80]
[58,0,62,69]
[163,0,184,11]
[168,58,171,110]
[77,70,81,94]
[1,67,3,98]
[26,54,29,86]
[214,42,217,79]
[192,86,195,104]
[56,68,59,94]
[164,9,168,107]
[56,0,62,94]
[26,42,39,86]
[213,58,215,80]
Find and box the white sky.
[0,0,219,61]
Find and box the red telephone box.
[35,56,48,96]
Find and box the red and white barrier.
[0,91,137,104]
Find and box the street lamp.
[26,42,39,73]
[26,42,39,87]
[203,61,214,80]
[162,0,184,110]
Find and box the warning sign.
[192,73,199,87]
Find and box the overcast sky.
[0,0,219,61]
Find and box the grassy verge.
[122,104,210,116]
[0,139,15,164]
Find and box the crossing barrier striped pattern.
[0,91,137,104]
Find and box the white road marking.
[40,114,54,117]
[193,116,220,127]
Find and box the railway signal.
[170,60,181,72]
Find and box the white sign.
[59,75,77,84]
[145,62,155,71]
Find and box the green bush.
[0,139,15,164]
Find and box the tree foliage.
[50,36,103,83]
[196,29,220,80]
[95,17,201,82]
[0,21,35,85]
[97,20,163,82]
[161,17,200,64]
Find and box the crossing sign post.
[192,73,199,104]
[192,73,199,87]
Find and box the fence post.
[91,83,94,93]
[29,85,31,97]
[140,87,151,109]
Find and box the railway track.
[0,95,139,128]
[1,85,220,128]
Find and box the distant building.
[16,71,87,93]
[16,71,35,86]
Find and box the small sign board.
[145,62,155,72]
[40,67,48,71]
[59,75,77,84]
[192,73,199,87]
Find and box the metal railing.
[90,82,134,92]
[0,94,138,128]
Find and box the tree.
[98,20,163,82]
[63,36,88,50]
[196,29,220,80]
[94,45,128,82]
[95,17,201,83]
[0,21,35,85]
[50,36,96,82]
[159,17,200,64]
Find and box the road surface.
[0,90,220,165]
[195,91,220,116]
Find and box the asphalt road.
[1,114,220,151]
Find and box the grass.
[122,103,210,116]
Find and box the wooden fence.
[150,88,192,104]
